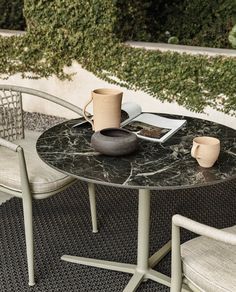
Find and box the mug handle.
[191,144,200,158]
[83,95,94,129]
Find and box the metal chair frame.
[0,85,98,286]
[171,214,236,292]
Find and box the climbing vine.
[0,0,235,115]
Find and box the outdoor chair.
[0,84,98,286]
[171,214,236,292]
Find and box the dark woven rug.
[0,179,235,292]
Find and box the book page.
[123,113,186,143]
[121,102,142,126]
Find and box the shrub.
[115,0,236,48]
[0,0,25,30]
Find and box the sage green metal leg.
[137,189,150,272]
[149,240,171,268]
[123,271,145,292]
[18,148,35,286]
[61,188,171,291]
[88,183,98,233]
[123,189,171,291]
[171,223,182,292]
[146,269,171,287]
[61,255,136,273]
[22,196,35,286]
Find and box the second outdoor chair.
[171,214,236,292]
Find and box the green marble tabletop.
[36,114,236,190]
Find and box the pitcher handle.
[83,96,94,129]
[191,144,200,158]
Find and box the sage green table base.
[88,183,98,233]
[61,244,171,291]
[61,189,172,291]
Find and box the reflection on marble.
[36,114,236,190]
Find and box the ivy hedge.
[0,0,235,116]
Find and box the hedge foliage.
[114,0,236,49]
[0,0,235,116]
[1,0,235,48]
[0,0,25,30]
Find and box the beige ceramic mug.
[191,136,220,168]
[83,88,123,131]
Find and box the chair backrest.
[0,84,84,141]
[0,88,24,141]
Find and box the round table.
[36,114,236,291]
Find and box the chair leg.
[22,196,35,286]
[88,183,98,233]
[171,223,182,292]
[17,147,35,285]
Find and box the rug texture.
[0,112,235,291]
[0,179,235,292]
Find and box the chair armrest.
[0,137,20,152]
[0,85,85,117]
[173,214,236,245]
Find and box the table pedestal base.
[61,240,171,291]
[62,189,173,291]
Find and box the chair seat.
[0,130,75,195]
[182,225,236,292]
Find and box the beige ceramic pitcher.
[83,88,123,131]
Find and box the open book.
[121,102,186,143]
[73,102,186,143]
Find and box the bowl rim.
[99,127,133,136]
